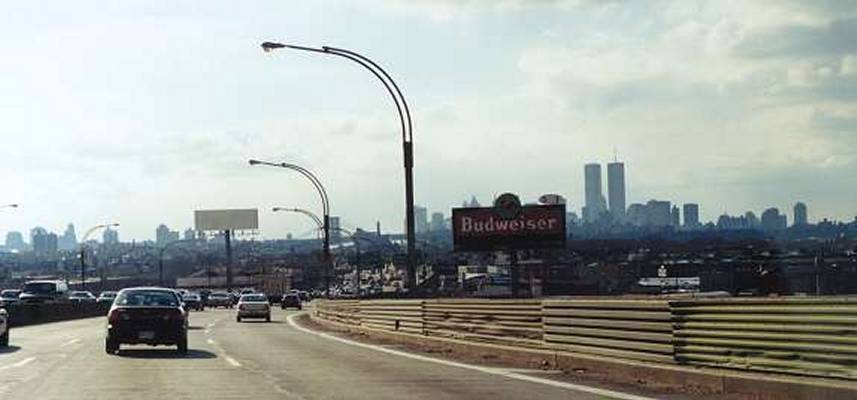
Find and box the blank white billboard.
[194,209,259,231]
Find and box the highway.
[0,309,665,400]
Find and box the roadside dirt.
[296,313,752,400]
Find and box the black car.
[106,287,188,354]
[281,294,302,310]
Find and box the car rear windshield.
[210,293,228,298]
[23,282,56,294]
[242,294,267,302]
[115,290,179,307]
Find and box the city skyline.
[3,1,857,240]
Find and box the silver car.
[236,294,270,322]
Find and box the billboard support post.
[225,229,233,290]
[509,249,519,298]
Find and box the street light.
[79,223,119,291]
[272,207,323,232]
[260,41,417,292]
[251,159,331,290]
[0,204,19,209]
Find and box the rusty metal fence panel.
[359,299,424,334]
[543,299,675,363]
[423,299,543,347]
[671,297,857,380]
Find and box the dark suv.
[281,293,302,310]
[106,287,188,354]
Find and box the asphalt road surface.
[0,308,665,400]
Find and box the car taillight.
[163,309,184,321]
[108,309,125,324]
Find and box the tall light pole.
[79,223,119,291]
[0,204,19,210]
[260,41,417,292]
[251,160,330,291]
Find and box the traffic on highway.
[0,286,665,400]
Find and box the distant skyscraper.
[103,228,119,244]
[183,229,196,241]
[31,227,58,259]
[329,216,341,240]
[5,231,26,251]
[607,162,626,222]
[671,205,681,227]
[745,211,759,228]
[627,203,647,226]
[58,223,78,251]
[414,206,428,234]
[760,208,787,231]
[584,163,606,222]
[430,212,444,232]
[646,200,672,227]
[793,202,808,226]
[683,203,700,228]
[156,224,174,245]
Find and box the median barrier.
[4,302,110,327]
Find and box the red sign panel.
[452,205,566,251]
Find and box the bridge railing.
[314,296,857,381]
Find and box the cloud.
[738,18,857,58]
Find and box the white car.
[236,294,270,323]
[0,307,9,347]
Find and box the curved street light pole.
[250,160,329,271]
[79,223,119,291]
[260,41,417,292]
[0,204,19,210]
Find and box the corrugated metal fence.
[424,299,542,347]
[671,297,857,380]
[543,299,675,363]
[314,296,857,380]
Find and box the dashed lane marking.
[286,313,657,400]
[60,338,81,347]
[224,356,241,367]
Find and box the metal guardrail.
[543,299,675,363]
[315,296,857,380]
[424,299,542,347]
[671,297,857,380]
[4,302,110,327]
[360,299,424,334]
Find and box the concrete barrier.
[4,302,110,327]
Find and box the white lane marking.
[207,338,216,345]
[60,338,81,347]
[0,357,36,371]
[224,356,241,367]
[286,314,656,400]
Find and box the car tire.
[281,305,286,310]
[236,316,241,322]
[266,315,271,322]
[105,337,119,354]
[177,335,188,355]
[0,329,9,347]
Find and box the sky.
[2,0,857,242]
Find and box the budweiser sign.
[452,204,566,251]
